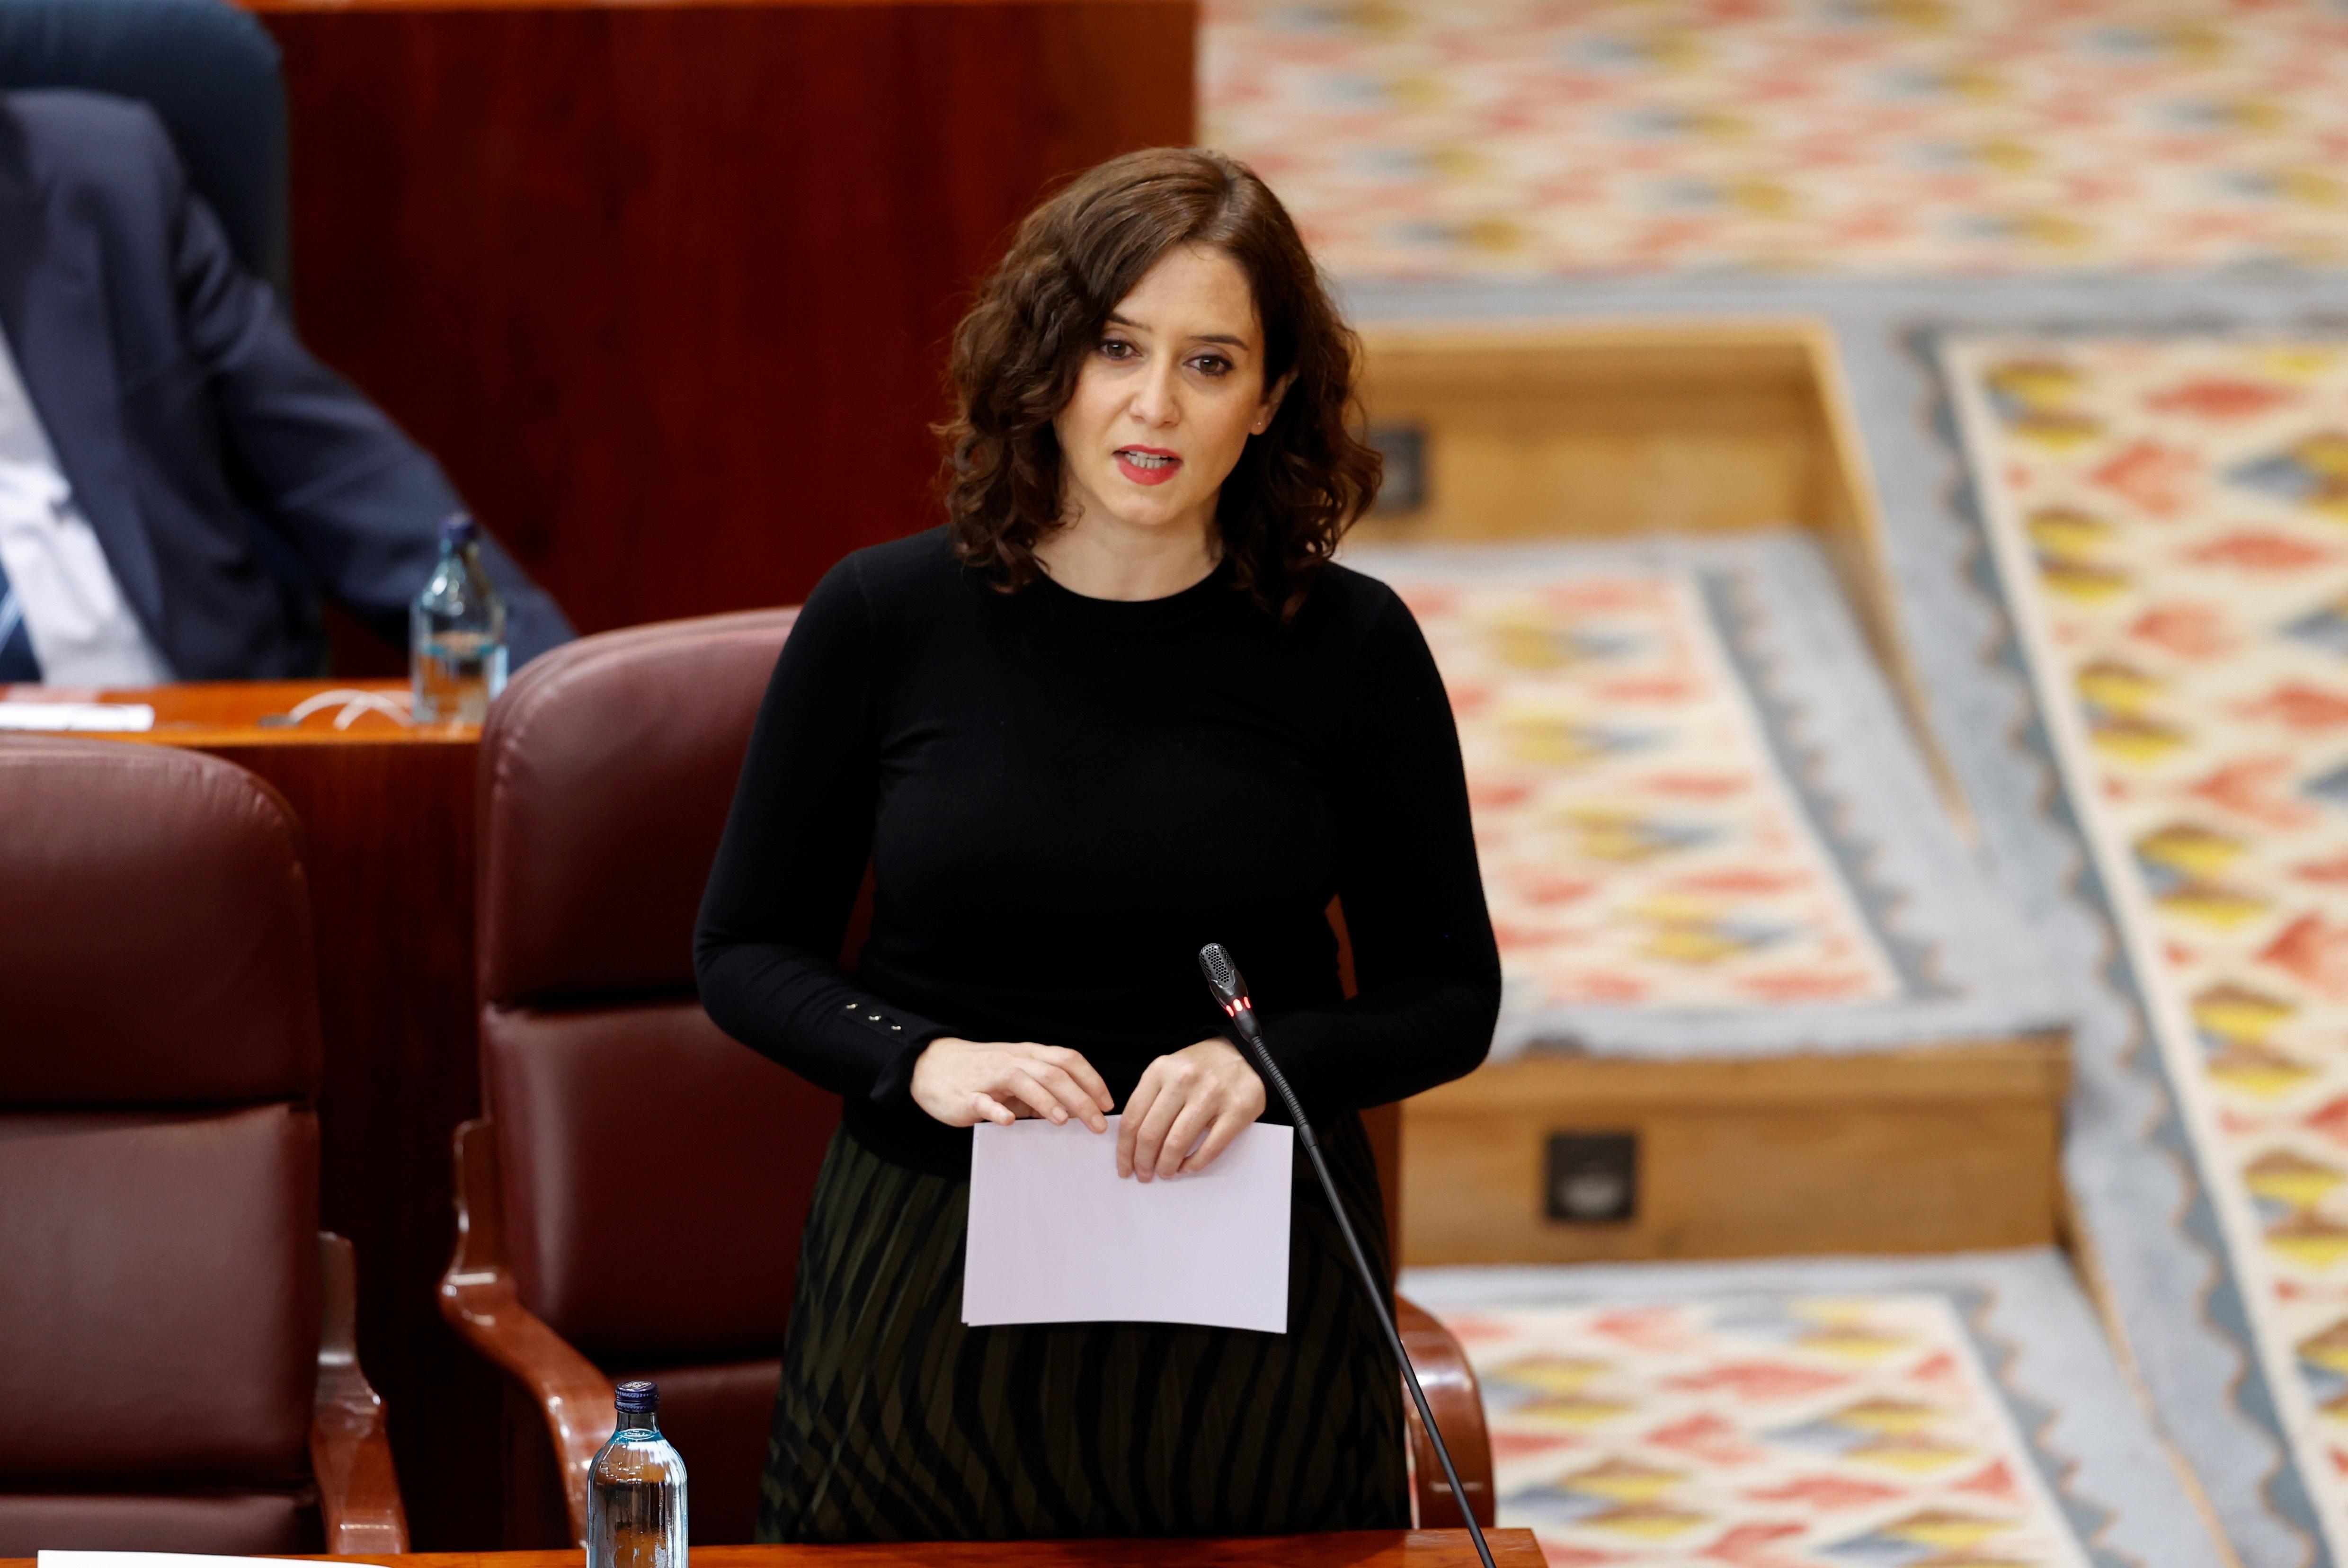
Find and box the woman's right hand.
[910,1037,1114,1132]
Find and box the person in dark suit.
[0,88,570,685]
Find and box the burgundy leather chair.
[0,737,405,1556]
[444,609,1493,1549]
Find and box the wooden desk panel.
[516,1539,1542,1567]
[3,682,498,1551]
[248,0,1195,654]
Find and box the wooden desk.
[2,681,496,1550]
[4,1533,1544,1568]
[241,0,1196,671]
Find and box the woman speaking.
[694,146,1500,1543]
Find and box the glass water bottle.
[409,511,508,725]
[587,1380,687,1568]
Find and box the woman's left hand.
[1117,1037,1268,1182]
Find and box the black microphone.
[1199,943,1496,1568]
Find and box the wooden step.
[1352,319,1957,808]
[1350,320,2070,1267]
[1401,1037,2070,1265]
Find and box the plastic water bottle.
[409,512,507,725]
[587,1381,687,1568]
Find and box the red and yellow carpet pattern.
[1206,0,2348,278]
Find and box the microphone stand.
[1200,946,1497,1568]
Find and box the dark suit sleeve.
[158,123,573,666]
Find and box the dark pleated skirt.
[756,1112,1409,1543]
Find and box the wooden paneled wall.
[252,0,1198,656]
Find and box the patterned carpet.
[1205,0,2348,278]
[1199,3,2348,1562]
[1314,260,2348,1568]
[1951,334,2348,1566]
[1386,557,1900,1009]
[1404,1252,2219,1568]
[1343,533,2057,1058]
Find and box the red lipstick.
[1114,445,1183,487]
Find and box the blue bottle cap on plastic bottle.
[439,512,479,548]
[615,1380,658,1416]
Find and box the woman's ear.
[1252,371,1298,434]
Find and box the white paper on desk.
[0,702,154,731]
[964,1114,1292,1333]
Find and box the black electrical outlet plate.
[1545,1132,1638,1224]
[1368,424,1427,514]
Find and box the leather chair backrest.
[0,0,289,293]
[476,611,842,1365]
[0,738,320,1105]
[479,609,799,1006]
[0,1107,320,1485]
[0,738,320,1511]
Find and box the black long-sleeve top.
[694,528,1500,1176]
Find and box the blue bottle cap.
[615,1380,658,1416]
[439,512,479,548]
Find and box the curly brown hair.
[939,147,1381,623]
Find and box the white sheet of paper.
[0,702,154,731]
[964,1114,1292,1333]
